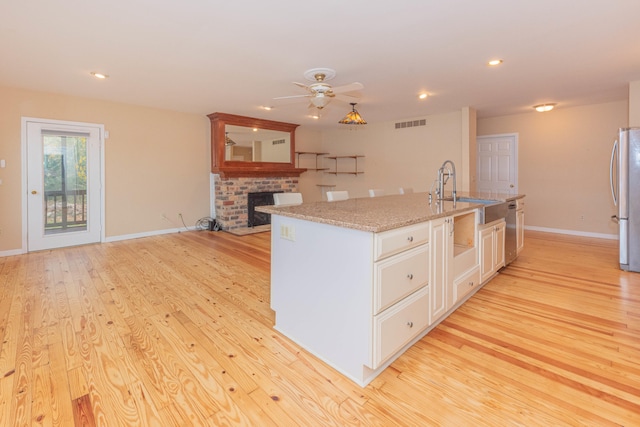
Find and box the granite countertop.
[257,191,524,233]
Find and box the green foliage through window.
[43,135,87,192]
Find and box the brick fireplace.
[212,175,298,231]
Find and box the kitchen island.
[258,191,524,386]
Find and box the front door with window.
[25,118,103,251]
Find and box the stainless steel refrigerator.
[610,127,640,272]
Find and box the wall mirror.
[224,125,290,163]
[208,112,306,178]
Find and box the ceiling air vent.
[395,119,426,129]
[272,139,286,145]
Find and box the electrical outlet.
[580,215,585,221]
[280,224,295,241]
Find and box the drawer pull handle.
[407,321,414,328]
[407,236,414,242]
[407,273,414,280]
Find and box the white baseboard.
[526,225,617,240]
[105,226,195,243]
[0,248,26,257]
[0,227,197,257]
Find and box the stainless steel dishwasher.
[504,201,518,265]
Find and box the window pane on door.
[42,131,89,235]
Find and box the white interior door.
[477,133,518,194]
[25,118,103,251]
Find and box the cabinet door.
[479,225,495,283]
[494,221,506,270]
[430,217,452,324]
[372,285,430,368]
[516,209,525,254]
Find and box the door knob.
[31,190,37,195]
[510,184,514,188]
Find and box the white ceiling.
[2,1,640,130]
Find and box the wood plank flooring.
[0,230,638,426]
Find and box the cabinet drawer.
[454,266,481,302]
[374,222,430,261]
[372,285,430,369]
[374,245,429,314]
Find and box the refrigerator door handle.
[610,139,618,206]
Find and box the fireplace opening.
[247,191,283,227]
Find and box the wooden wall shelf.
[325,155,365,175]
[295,152,330,171]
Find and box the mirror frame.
[208,112,306,178]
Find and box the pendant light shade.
[338,103,367,125]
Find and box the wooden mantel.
[208,112,307,178]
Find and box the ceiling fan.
[274,68,363,110]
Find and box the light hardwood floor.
[0,230,638,426]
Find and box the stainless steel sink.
[456,197,498,204]
[450,197,508,224]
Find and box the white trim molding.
[526,225,617,240]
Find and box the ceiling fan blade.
[273,94,312,100]
[331,82,364,94]
[293,82,311,90]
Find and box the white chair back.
[326,191,349,202]
[368,189,385,197]
[399,187,414,194]
[273,192,303,206]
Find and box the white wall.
[0,85,211,253]
[295,111,465,202]
[630,80,640,126]
[478,100,627,237]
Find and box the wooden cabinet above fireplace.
[208,112,307,178]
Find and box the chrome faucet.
[436,160,457,202]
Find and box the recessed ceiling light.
[487,59,503,66]
[419,93,428,100]
[90,72,108,79]
[310,114,320,120]
[252,128,258,132]
[261,106,273,110]
[533,103,556,112]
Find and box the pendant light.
[338,103,367,125]
[225,132,236,146]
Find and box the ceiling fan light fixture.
[338,103,367,125]
[533,103,556,112]
[310,95,331,108]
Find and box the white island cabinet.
[263,192,524,386]
[270,215,432,386]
